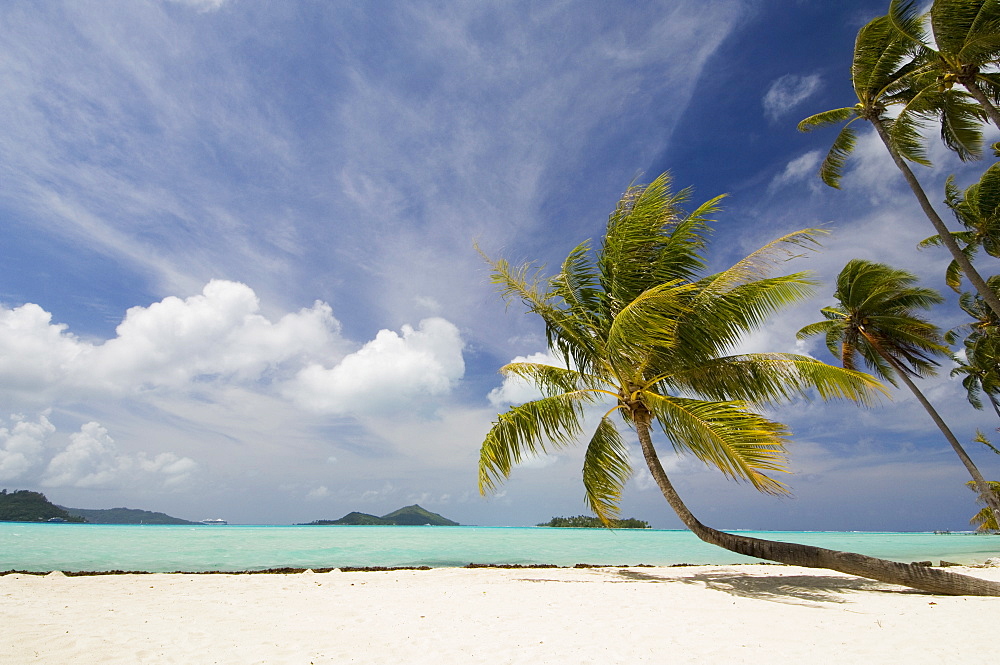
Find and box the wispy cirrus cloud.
[763,73,822,121]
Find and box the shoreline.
[3,563,999,663]
[0,558,990,576]
[0,562,713,576]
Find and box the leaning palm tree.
[890,0,1000,131]
[798,259,1000,525]
[479,174,1000,596]
[799,14,1000,317]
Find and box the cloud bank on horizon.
[0,0,997,529]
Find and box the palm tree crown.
[890,0,1000,133]
[796,259,947,386]
[479,174,882,522]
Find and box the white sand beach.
[3,564,998,664]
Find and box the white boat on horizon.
[199,518,228,525]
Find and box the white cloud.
[92,280,343,389]
[0,281,470,424]
[769,150,821,190]
[0,413,55,481]
[286,317,465,415]
[0,280,348,398]
[41,421,196,489]
[0,305,86,394]
[763,73,822,121]
[163,0,230,12]
[307,485,330,499]
[487,351,566,407]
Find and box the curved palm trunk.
[962,79,1000,134]
[870,341,1000,525]
[634,412,1000,596]
[869,118,1000,319]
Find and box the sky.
[1,0,999,530]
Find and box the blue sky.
[1,0,998,530]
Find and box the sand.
[2,564,998,664]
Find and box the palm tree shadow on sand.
[613,568,927,605]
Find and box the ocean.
[2,523,999,573]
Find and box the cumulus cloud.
[91,280,344,390]
[0,412,55,481]
[0,280,342,395]
[763,74,822,121]
[41,421,196,489]
[487,351,566,407]
[0,413,197,489]
[287,317,465,415]
[0,305,86,394]
[0,280,468,418]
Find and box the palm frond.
[966,478,1000,531]
[818,122,860,188]
[932,0,1000,64]
[854,16,914,101]
[798,106,857,132]
[936,91,986,161]
[796,319,841,344]
[499,361,604,396]
[883,113,932,166]
[604,279,696,367]
[972,162,1000,224]
[918,232,977,249]
[549,239,606,328]
[600,175,719,308]
[697,228,826,298]
[944,258,965,292]
[479,393,592,494]
[974,72,1000,106]
[481,249,604,374]
[662,353,886,408]
[581,416,632,524]
[677,274,816,358]
[889,0,930,46]
[643,392,790,495]
[975,430,1000,456]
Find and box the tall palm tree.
[479,174,1000,596]
[890,0,1000,131]
[798,14,1000,317]
[797,258,1000,525]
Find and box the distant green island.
[538,515,650,529]
[0,490,86,523]
[0,489,195,524]
[301,504,459,526]
[59,506,197,525]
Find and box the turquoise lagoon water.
[1,524,999,573]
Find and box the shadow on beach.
[615,568,920,605]
[518,566,920,606]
